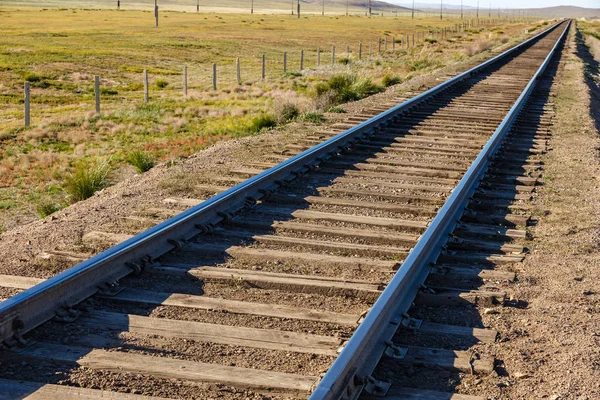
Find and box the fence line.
[19,17,528,126]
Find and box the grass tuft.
[126,150,156,173]
[24,73,42,83]
[247,114,276,133]
[302,112,324,123]
[155,78,169,89]
[35,199,63,218]
[314,73,383,110]
[327,106,346,113]
[64,159,111,203]
[382,74,401,87]
[278,103,300,123]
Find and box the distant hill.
[523,6,600,19]
[394,2,476,10]
[390,2,600,18]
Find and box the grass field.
[0,0,408,15]
[0,5,544,230]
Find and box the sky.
[389,0,599,9]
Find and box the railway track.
[0,20,569,400]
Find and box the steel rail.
[0,20,564,348]
[310,19,570,400]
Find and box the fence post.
[378,39,381,53]
[24,82,30,127]
[143,70,149,103]
[359,42,362,60]
[317,47,321,66]
[236,57,241,84]
[300,50,304,71]
[283,52,287,72]
[262,54,266,79]
[94,75,100,113]
[331,45,335,66]
[412,33,415,47]
[347,45,350,57]
[155,2,159,27]
[384,36,387,51]
[369,41,372,57]
[212,63,217,90]
[392,37,395,52]
[183,66,187,98]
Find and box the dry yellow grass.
[0,5,545,230]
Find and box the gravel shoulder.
[459,23,600,399]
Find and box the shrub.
[424,38,437,44]
[338,57,351,65]
[155,79,168,89]
[36,199,62,218]
[24,73,41,83]
[314,73,383,110]
[302,112,324,123]
[382,74,401,87]
[464,40,493,57]
[332,73,380,100]
[64,159,110,202]
[409,57,441,71]
[278,103,300,123]
[126,150,155,173]
[326,106,346,113]
[247,114,276,133]
[100,87,118,95]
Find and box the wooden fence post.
[94,75,100,113]
[300,50,304,71]
[183,66,187,98]
[347,45,350,57]
[384,36,387,51]
[143,70,149,103]
[359,42,362,60]
[212,64,217,90]
[331,45,335,66]
[283,52,287,72]
[392,37,395,51]
[236,58,241,84]
[369,42,372,57]
[24,82,30,127]
[378,39,381,53]
[154,3,159,27]
[317,47,321,66]
[262,54,266,79]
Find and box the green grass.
[0,5,544,227]
[302,111,325,123]
[35,199,63,218]
[155,78,169,89]
[382,74,402,87]
[126,150,156,173]
[315,73,383,109]
[64,159,111,202]
[247,114,277,133]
